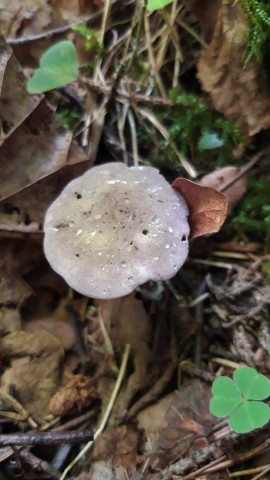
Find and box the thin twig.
[219,148,270,193]
[144,11,167,98]
[0,430,93,447]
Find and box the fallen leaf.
[185,0,222,40]
[92,426,141,475]
[197,1,270,136]
[0,0,52,38]
[137,381,214,467]
[25,317,76,351]
[0,264,33,306]
[1,330,64,417]
[172,178,228,239]
[0,100,73,201]
[0,161,89,231]
[0,34,89,213]
[0,35,40,145]
[200,166,248,214]
[0,308,21,336]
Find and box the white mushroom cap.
[44,163,189,299]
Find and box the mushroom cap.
[44,163,189,299]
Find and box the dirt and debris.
[0,1,270,479]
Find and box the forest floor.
[0,1,270,479]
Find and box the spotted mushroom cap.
[44,162,190,299]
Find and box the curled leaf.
[172,178,228,240]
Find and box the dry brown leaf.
[0,0,52,38]
[0,308,21,336]
[184,0,222,40]
[25,318,76,351]
[0,264,33,306]
[1,330,64,417]
[200,166,248,214]
[0,100,73,201]
[172,178,228,239]
[137,381,214,467]
[92,426,141,476]
[0,162,89,231]
[0,34,89,218]
[0,35,40,145]
[197,0,270,136]
[49,374,98,416]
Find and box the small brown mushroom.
[44,163,189,299]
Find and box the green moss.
[231,169,270,244]
[56,106,81,130]
[147,90,243,173]
[262,259,270,283]
[72,25,102,54]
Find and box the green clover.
[198,132,224,150]
[210,367,270,433]
[147,0,174,12]
[27,41,79,94]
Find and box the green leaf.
[210,377,242,417]
[27,41,79,94]
[233,367,270,401]
[198,132,224,150]
[229,401,270,433]
[147,0,173,12]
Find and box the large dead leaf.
[197,0,270,136]
[0,34,89,220]
[0,100,73,201]
[0,35,40,144]
[172,178,228,239]
[1,330,64,417]
[0,264,33,306]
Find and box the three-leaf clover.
[210,367,270,433]
[27,41,79,94]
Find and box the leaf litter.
[0,1,269,479]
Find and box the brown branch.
[0,430,93,447]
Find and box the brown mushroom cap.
[44,163,189,299]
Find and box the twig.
[138,107,197,177]
[0,392,37,428]
[127,108,139,166]
[144,10,167,98]
[59,344,131,480]
[19,449,62,479]
[0,430,93,447]
[193,279,208,368]
[219,147,270,193]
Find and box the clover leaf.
[198,132,224,150]
[147,0,174,12]
[27,41,79,94]
[210,367,270,433]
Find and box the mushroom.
[44,162,190,299]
